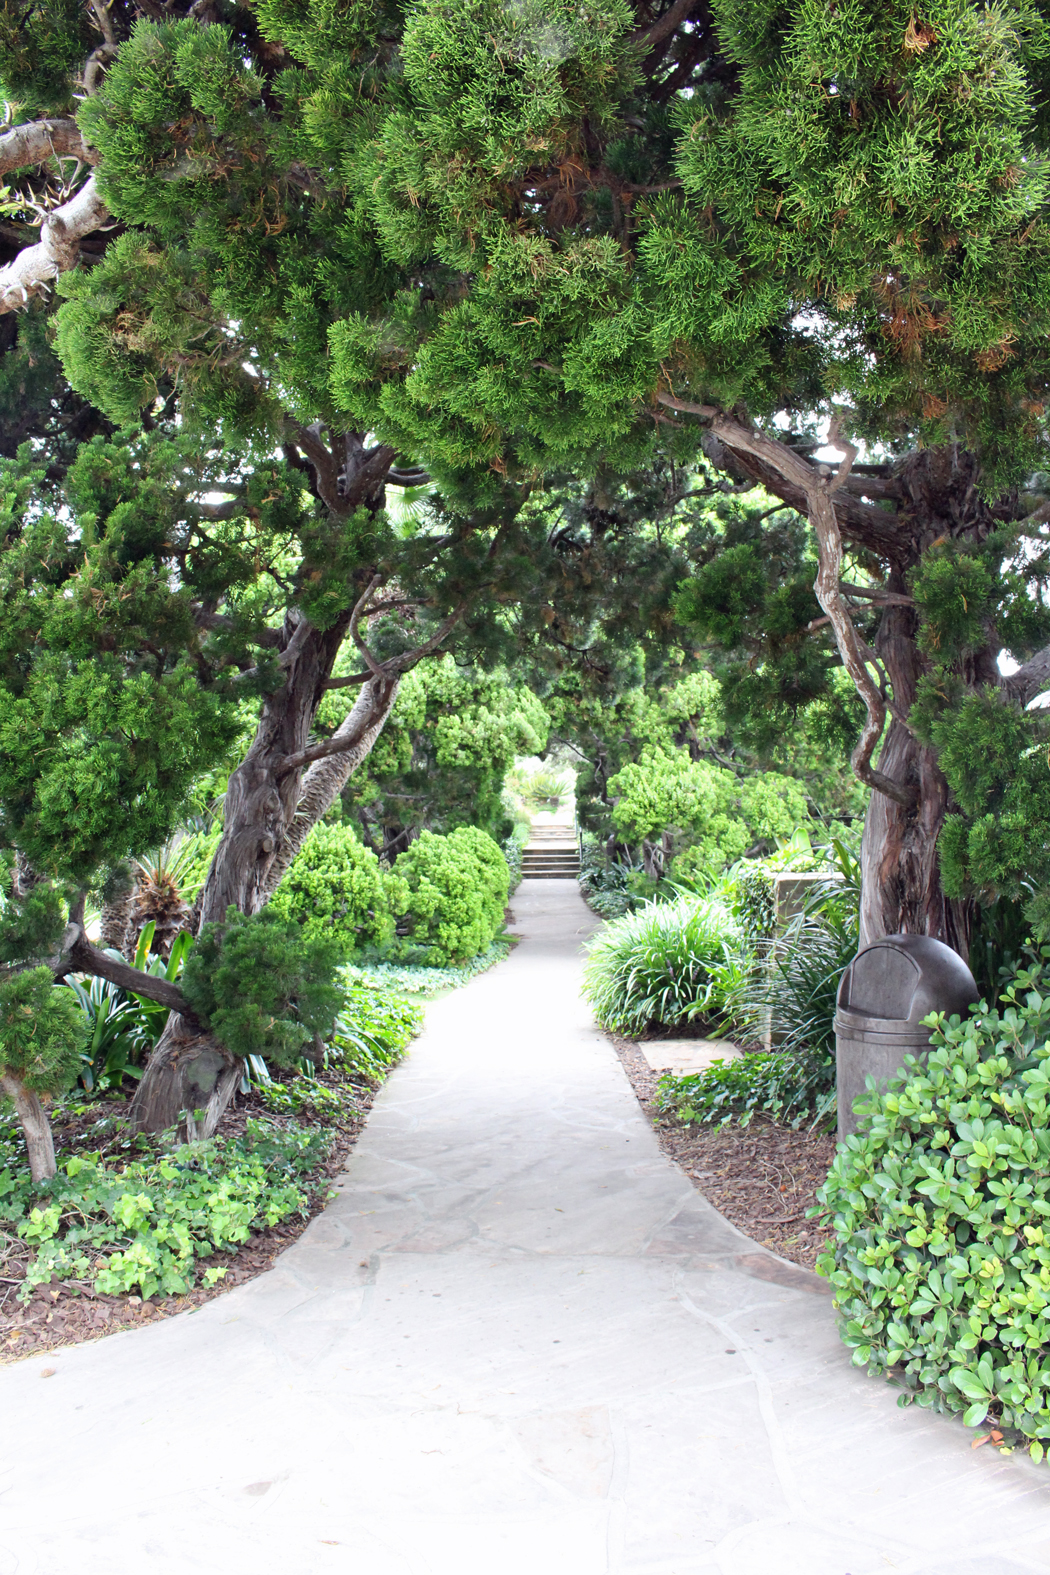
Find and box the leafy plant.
[658,847,860,1128]
[816,944,1050,1461]
[332,982,423,1083]
[394,826,510,965]
[181,907,346,1067]
[582,895,741,1036]
[0,1118,327,1301]
[268,821,404,957]
[657,1043,835,1131]
[61,922,194,1093]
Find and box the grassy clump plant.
[582,894,741,1036]
[816,943,1050,1460]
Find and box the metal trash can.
[834,933,979,1143]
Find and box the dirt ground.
[611,1035,837,1273]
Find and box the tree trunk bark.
[128,644,400,1137]
[258,673,400,903]
[1,1073,57,1182]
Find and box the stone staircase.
[521,826,581,879]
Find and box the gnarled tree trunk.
[1,1073,56,1182]
[128,658,401,1137]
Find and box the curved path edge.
[0,880,1047,1575]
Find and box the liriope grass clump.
[582,895,741,1036]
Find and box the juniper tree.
[1,0,1050,1138]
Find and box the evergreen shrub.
[0,966,85,1095]
[181,907,345,1066]
[269,822,404,956]
[395,826,509,965]
[817,948,1050,1459]
[582,896,741,1036]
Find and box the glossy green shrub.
[269,822,404,957]
[395,826,509,965]
[581,895,741,1035]
[817,950,1050,1459]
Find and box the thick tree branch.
[260,673,401,898]
[54,923,203,1026]
[0,118,96,177]
[321,669,372,690]
[0,176,109,315]
[632,0,700,50]
[657,388,914,806]
[1002,642,1050,707]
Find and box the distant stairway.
[521,826,581,879]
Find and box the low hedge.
[818,948,1050,1459]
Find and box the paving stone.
[0,877,1046,1574]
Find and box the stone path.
[2,879,1050,1574]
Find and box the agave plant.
[582,895,742,1036]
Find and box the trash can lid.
[836,933,979,1025]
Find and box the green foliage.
[269,822,403,957]
[394,826,509,965]
[330,656,549,853]
[581,895,741,1036]
[0,859,66,965]
[343,938,513,998]
[0,965,84,1093]
[658,1044,832,1132]
[61,925,193,1094]
[331,981,423,1083]
[0,0,92,115]
[816,946,1050,1459]
[181,907,345,1066]
[0,1118,325,1301]
[660,852,859,1128]
[609,748,808,876]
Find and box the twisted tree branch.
[0,176,109,315]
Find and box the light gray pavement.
[2,878,1050,1574]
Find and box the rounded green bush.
[395,825,509,965]
[581,895,741,1035]
[818,952,1050,1460]
[269,822,401,957]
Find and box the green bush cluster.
[0,966,86,1096]
[181,906,345,1066]
[582,895,741,1036]
[269,822,404,955]
[817,949,1050,1459]
[0,1119,326,1301]
[394,826,509,966]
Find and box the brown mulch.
[611,1035,836,1273]
[0,1075,380,1367]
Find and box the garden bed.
[611,1035,836,1273]
[1,1067,379,1366]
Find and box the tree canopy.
[3,0,1050,1147]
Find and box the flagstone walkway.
[1,879,1049,1574]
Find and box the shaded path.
[1,880,1049,1573]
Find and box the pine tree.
[0,0,1049,1138]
